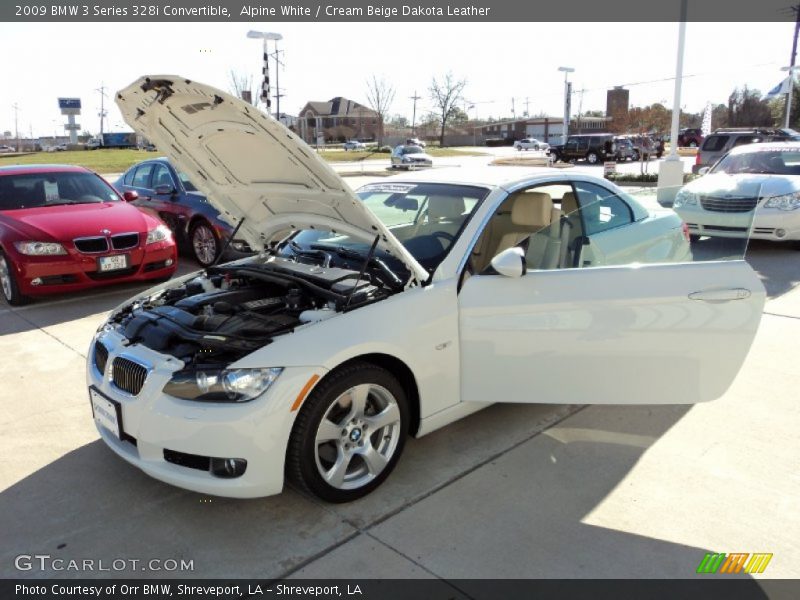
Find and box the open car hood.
[115,75,428,282]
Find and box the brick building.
[297,97,381,144]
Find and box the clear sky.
[0,21,795,138]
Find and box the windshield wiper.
[309,243,364,259]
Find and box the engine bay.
[107,255,400,368]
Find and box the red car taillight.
[695,151,702,165]
[681,222,691,242]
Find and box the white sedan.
[514,138,550,152]
[675,142,800,247]
[87,75,765,503]
[343,140,366,151]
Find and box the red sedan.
[0,165,177,305]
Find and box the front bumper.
[14,241,177,296]
[87,331,326,498]
[677,205,800,241]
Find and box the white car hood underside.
[115,75,427,281]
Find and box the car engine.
[106,256,398,368]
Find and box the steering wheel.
[431,230,455,246]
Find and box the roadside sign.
[603,161,616,177]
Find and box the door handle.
[688,288,751,302]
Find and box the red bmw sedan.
[0,165,177,305]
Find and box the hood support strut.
[211,217,247,269]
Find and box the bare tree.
[430,73,467,146]
[365,75,395,145]
[229,69,255,105]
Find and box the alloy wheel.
[313,383,402,490]
[0,255,12,300]
[192,223,218,265]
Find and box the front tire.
[189,221,220,267]
[287,362,409,503]
[0,250,29,306]
[586,151,599,164]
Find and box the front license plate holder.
[97,254,129,272]
[89,386,122,439]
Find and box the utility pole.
[96,84,108,140]
[271,45,286,121]
[524,97,530,117]
[410,90,421,135]
[12,103,19,152]
[785,4,800,129]
[511,97,516,119]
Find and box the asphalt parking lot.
[1,166,798,585]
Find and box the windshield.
[0,171,119,210]
[402,146,424,155]
[711,149,800,175]
[284,182,489,274]
[178,171,198,192]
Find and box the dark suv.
[692,128,798,173]
[678,128,704,148]
[551,134,617,164]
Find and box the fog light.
[775,228,787,238]
[165,258,174,266]
[210,457,247,478]
[31,277,42,286]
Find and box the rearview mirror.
[698,167,710,176]
[490,247,526,278]
[122,190,138,202]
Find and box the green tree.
[726,86,772,127]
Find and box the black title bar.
[3,0,799,22]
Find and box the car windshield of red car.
[0,172,120,210]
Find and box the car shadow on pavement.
[0,402,769,588]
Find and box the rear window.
[702,135,728,152]
[0,172,119,210]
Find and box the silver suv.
[693,128,799,173]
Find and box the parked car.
[692,128,796,173]
[391,145,433,169]
[343,140,366,151]
[678,128,704,148]
[406,137,426,148]
[625,135,658,161]
[550,134,617,164]
[513,138,549,152]
[0,164,177,305]
[675,142,800,247]
[115,158,254,266]
[0,145,15,153]
[613,137,636,161]
[88,75,765,503]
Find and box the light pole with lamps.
[247,30,283,119]
[557,67,574,145]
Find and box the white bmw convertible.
[87,76,765,502]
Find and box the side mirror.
[490,247,526,278]
[698,167,710,176]
[122,190,139,202]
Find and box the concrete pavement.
[0,174,798,584]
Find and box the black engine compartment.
[109,256,394,367]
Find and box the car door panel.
[458,260,764,405]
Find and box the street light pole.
[557,67,574,145]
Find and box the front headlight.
[14,241,67,256]
[163,367,283,403]
[673,189,698,209]
[763,191,800,211]
[146,224,172,245]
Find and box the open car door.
[457,182,765,405]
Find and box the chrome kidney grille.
[699,196,758,213]
[74,233,140,253]
[111,356,149,395]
